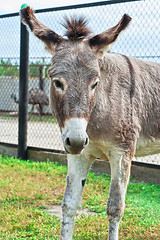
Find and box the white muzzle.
[62,118,89,155]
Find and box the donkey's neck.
[88,53,133,143]
[88,52,160,148]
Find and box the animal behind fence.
[11,87,49,120]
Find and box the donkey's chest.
[86,140,117,161]
[86,118,160,159]
[86,136,160,160]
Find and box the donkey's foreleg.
[60,153,95,240]
[107,151,133,240]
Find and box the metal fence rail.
[0,0,159,164]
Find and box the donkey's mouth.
[64,148,82,155]
[64,147,70,154]
[64,139,89,155]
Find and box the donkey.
[21,7,160,240]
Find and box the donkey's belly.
[135,137,160,157]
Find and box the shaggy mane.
[62,17,92,41]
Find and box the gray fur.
[21,7,160,240]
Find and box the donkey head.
[21,7,131,154]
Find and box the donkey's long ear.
[21,6,64,53]
[89,14,131,55]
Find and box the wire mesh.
[0,0,159,164]
[0,14,20,146]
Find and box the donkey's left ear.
[88,14,132,55]
[21,6,64,54]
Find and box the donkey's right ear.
[21,6,64,54]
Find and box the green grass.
[0,113,57,123]
[0,155,159,239]
[28,115,57,123]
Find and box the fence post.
[39,65,44,116]
[18,21,29,160]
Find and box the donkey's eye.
[54,80,64,91]
[91,79,99,91]
[91,82,98,90]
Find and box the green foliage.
[0,59,50,78]
[0,155,160,239]
[29,62,50,78]
[0,59,19,77]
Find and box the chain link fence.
[0,0,159,164]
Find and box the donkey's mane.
[62,17,92,41]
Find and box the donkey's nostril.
[66,138,71,147]
[84,137,89,146]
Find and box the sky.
[1,0,100,14]
[0,0,160,63]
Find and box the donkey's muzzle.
[62,118,89,155]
